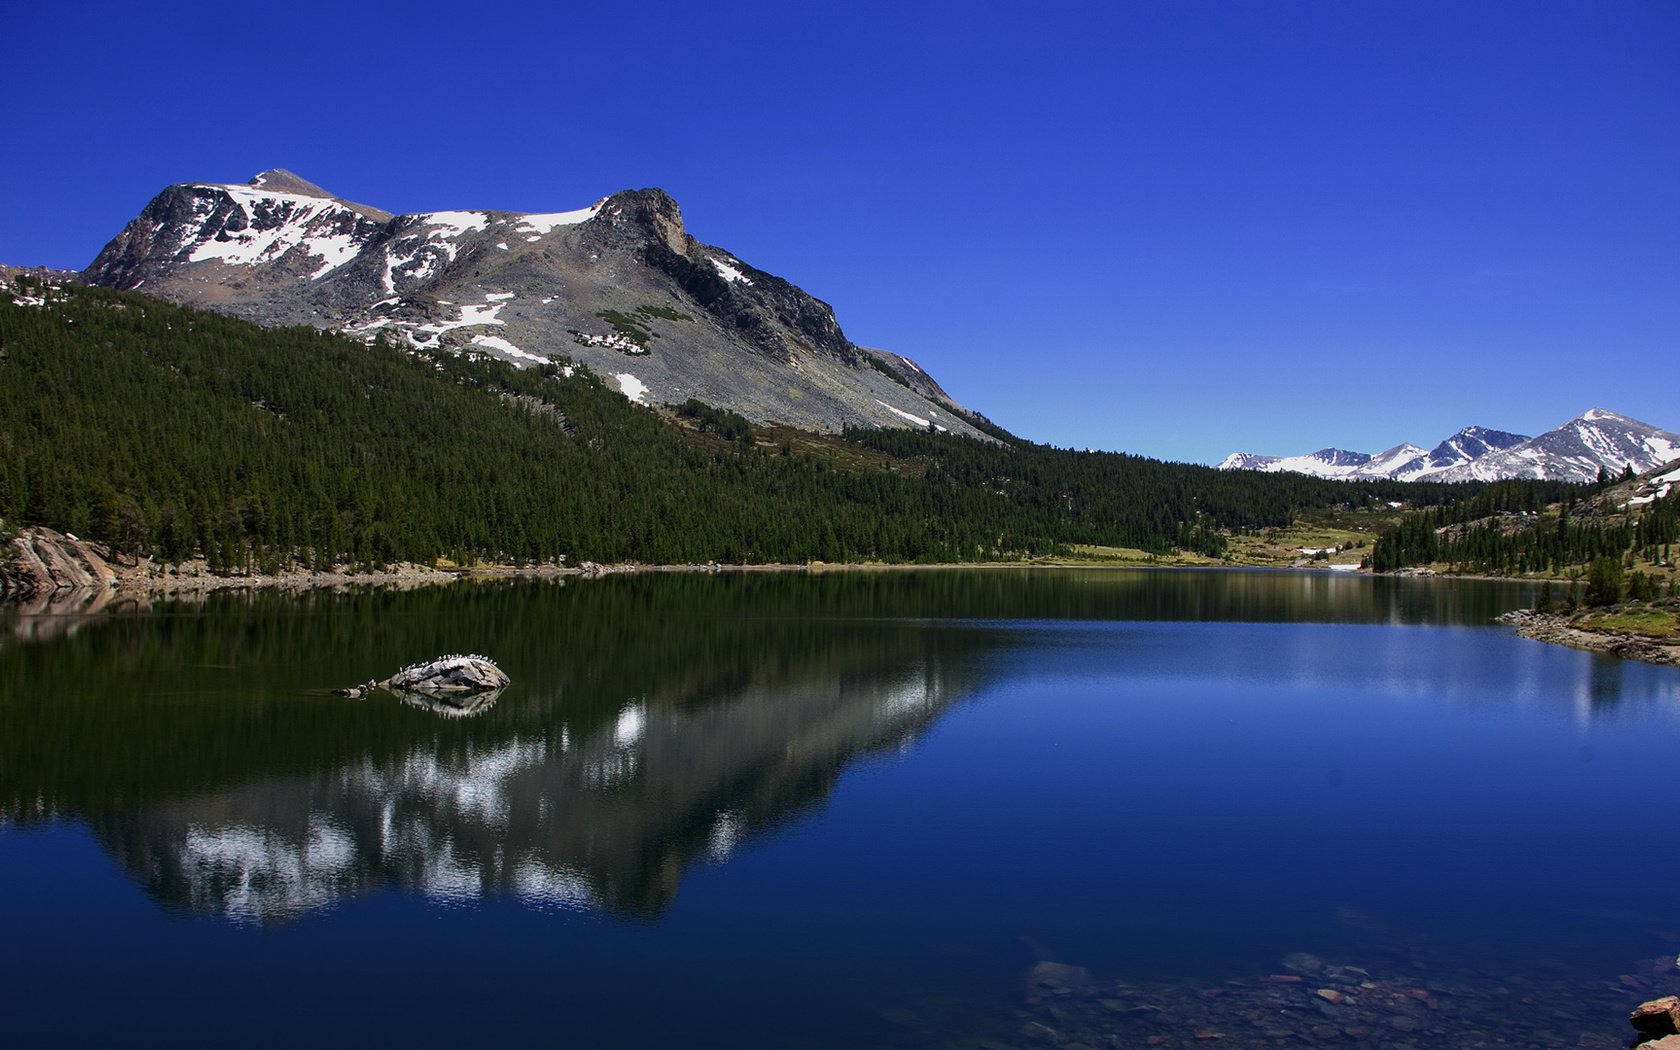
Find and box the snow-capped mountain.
[1386,426,1529,479]
[1218,411,1679,484]
[1433,409,1680,483]
[1214,447,1378,478]
[79,170,985,437]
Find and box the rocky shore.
[1498,608,1680,666]
[970,950,1680,1050]
[0,526,1131,607]
[0,526,584,603]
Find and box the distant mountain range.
[1217,409,1680,484]
[74,169,987,438]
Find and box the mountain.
[80,170,987,438]
[1218,412,1678,483]
[1214,447,1374,478]
[1432,409,1680,483]
[1385,426,1530,479]
[1216,426,1531,481]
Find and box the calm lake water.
[2,569,1677,1048]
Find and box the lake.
[2,569,1677,1048]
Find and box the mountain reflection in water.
[3,569,1678,1050]
[0,568,1560,927]
[1,574,1002,923]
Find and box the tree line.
[1369,480,1677,581]
[0,284,1561,572]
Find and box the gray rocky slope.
[81,170,986,437]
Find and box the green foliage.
[1585,556,1623,607]
[1370,480,1678,577]
[1627,570,1661,602]
[676,398,754,445]
[596,310,654,346]
[844,427,1546,561]
[864,352,916,391]
[0,285,1574,572]
[591,305,692,348]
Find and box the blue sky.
[4,1,1675,464]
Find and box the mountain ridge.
[77,170,989,439]
[1219,411,1680,484]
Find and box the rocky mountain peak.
[248,169,334,198]
[73,170,982,440]
[1311,448,1370,467]
[599,188,687,254]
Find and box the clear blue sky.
[4,1,1676,464]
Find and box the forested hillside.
[0,282,1552,572]
[848,428,1532,552]
[1370,476,1678,590]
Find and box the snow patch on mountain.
[1618,458,1680,508]
[518,203,602,234]
[470,334,544,363]
[182,185,368,279]
[875,399,947,432]
[389,295,512,349]
[708,256,753,285]
[614,373,650,405]
[417,211,490,237]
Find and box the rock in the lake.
[1633,996,1680,1041]
[1281,952,1325,974]
[1030,961,1095,994]
[383,654,509,695]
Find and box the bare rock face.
[1,528,119,597]
[1634,997,1680,1042]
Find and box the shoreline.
[1498,608,1680,667]
[3,524,1388,605]
[7,527,1678,666]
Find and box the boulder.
[337,655,509,700]
[383,654,509,695]
[1633,997,1680,1041]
